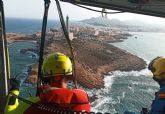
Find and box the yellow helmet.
[148,57,165,80]
[42,52,72,77]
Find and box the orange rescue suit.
[39,86,90,112]
[24,87,90,114]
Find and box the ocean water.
[112,32,165,61]
[8,41,38,97]
[9,41,37,77]
[6,18,165,113]
[6,18,60,34]
[90,32,165,114]
[6,18,61,97]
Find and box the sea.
[6,18,165,114]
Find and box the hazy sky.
[3,0,165,24]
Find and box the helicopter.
[1,0,165,114]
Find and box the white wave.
[104,74,115,89]
[117,96,121,104]
[107,69,152,78]
[122,92,125,98]
[90,69,159,113]
[26,51,39,59]
[91,97,118,113]
[90,69,152,98]
[146,88,157,94]
[128,85,135,93]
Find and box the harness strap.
[37,0,51,96]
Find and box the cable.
[55,0,78,88]
[74,4,124,14]
[37,0,51,96]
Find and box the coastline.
[27,37,146,89]
[6,33,38,43]
[7,31,146,89]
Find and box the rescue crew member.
[148,57,165,114]
[5,52,90,114]
[124,57,165,114]
[39,52,90,113]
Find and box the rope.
[37,0,51,96]
[55,0,78,88]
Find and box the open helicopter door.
[60,0,165,18]
[0,0,10,114]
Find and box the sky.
[3,0,165,25]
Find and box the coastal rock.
[6,33,37,43]
[20,48,38,54]
[26,38,146,89]
[26,64,38,84]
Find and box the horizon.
[3,0,165,25]
[5,16,165,27]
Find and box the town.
[31,25,131,43]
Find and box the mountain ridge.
[79,16,165,32]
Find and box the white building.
[69,32,77,41]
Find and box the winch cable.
[37,0,51,96]
[74,4,124,14]
[55,0,78,88]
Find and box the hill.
[79,16,165,32]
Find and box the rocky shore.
[6,33,37,43]
[26,38,146,89]
[7,30,146,89]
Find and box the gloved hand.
[10,78,20,90]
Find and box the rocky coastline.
[6,33,37,43]
[7,28,146,89]
[36,38,146,89]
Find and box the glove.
[10,78,20,90]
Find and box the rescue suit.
[39,87,90,112]
[149,85,165,114]
[5,87,90,114]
